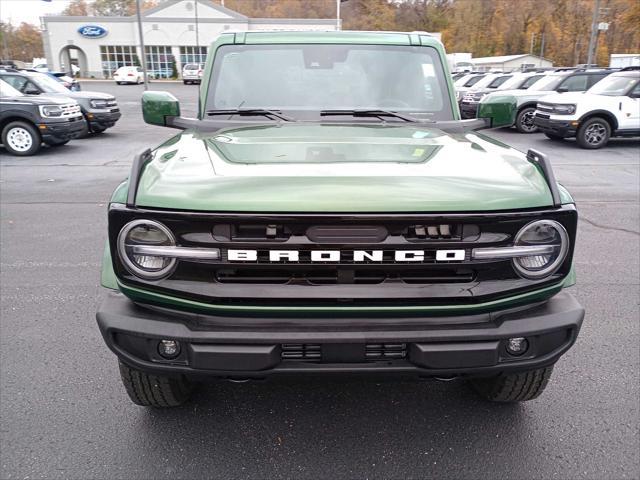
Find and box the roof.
[223,30,443,47]
[471,54,551,64]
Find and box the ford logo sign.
[78,25,108,38]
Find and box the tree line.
[1,0,638,66]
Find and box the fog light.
[158,339,180,359]
[506,337,528,356]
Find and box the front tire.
[577,117,611,149]
[1,121,41,156]
[118,361,193,407]
[515,107,538,133]
[470,366,554,402]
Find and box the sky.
[0,0,72,25]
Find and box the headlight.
[552,104,576,115]
[117,220,177,280]
[512,220,569,279]
[38,105,63,117]
[455,91,461,100]
[90,99,109,108]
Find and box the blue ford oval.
[77,25,108,38]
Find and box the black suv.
[0,69,121,135]
[0,79,86,155]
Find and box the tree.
[62,0,90,16]
[91,0,157,16]
[0,22,43,62]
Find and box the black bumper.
[97,291,584,379]
[533,114,576,137]
[87,110,121,130]
[460,102,479,119]
[40,117,87,143]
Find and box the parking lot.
[1,81,638,479]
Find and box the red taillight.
[127,73,134,76]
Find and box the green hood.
[129,124,557,212]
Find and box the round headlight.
[117,220,176,280]
[512,220,569,279]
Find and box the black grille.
[280,343,407,362]
[281,344,321,361]
[365,343,407,359]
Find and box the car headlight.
[512,220,569,279]
[117,220,177,280]
[455,91,461,100]
[38,105,63,117]
[90,99,109,108]
[552,104,576,115]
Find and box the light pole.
[195,0,200,62]
[336,0,348,31]
[586,0,601,66]
[135,0,149,90]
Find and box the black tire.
[118,360,193,407]
[576,116,611,149]
[1,120,41,156]
[515,107,538,133]
[469,366,554,402]
[46,139,69,147]
[544,132,564,141]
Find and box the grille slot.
[281,344,321,361]
[365,343,407,360]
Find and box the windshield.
[207,44,453,120]
[0,79,23,97]
[528,74,564,91]
[588,75,639,96]
[463,75,485,87]
[520,74,544,89]
[32,73,70,94]
[488,75,512,88]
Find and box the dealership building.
[41,0,337,79]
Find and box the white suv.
[182,63,204,85]
[534,69,640,148]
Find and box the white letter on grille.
[353,250,383,262]
[311,251,340,262]
[269,250,299,262]
[228,249,257,261]
[435,250,465,261]
[395,250,425,262]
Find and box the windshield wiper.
[320,109,427,123]
[206,109,296,122]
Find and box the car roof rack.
[620,66,640,71]
[526,149,562,207]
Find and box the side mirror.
[142,91,181,127]
[557,86,569,93]
[477,95,516,128]
[24,88,41,95]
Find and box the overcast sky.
[1,0,72,26]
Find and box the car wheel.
[576,117,611,149]
[544,132,564,141]
[1,121,41,156]
[470,366,554,402]
[116,81,122,85]
[515,107,538,133]
[118,360,193,407]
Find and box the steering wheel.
[378,98,411,109]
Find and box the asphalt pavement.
[1,81,638,480]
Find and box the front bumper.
[97,290,584,378]
[40,116,87,143]
[87,110,121,130]
[533,114,577,137]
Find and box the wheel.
[118,360,193,407]
[515,107,538,133]
[576,117,611,149]
[46,139,69,146]
[183,80,189,85]
[469,366,554,402]
[544,132,564,141]
[1,121,41,156]
[116,81,122,85]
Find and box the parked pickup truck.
[96,31,584,407]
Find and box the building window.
[100,45,138,78]
[179,46,207,65]
[145,45,174,79]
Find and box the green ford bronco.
[96,31,584,407]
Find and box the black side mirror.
[556,86,569,93]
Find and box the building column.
[172,45,182,79]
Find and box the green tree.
[0,22,44,62]
[62,0,91,15]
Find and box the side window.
[559,75,588,92]
[630,82,640,97]
[23,81,41,93]
[587,74,607,88]
[2,75,28,92]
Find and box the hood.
[1,94,77,106]
[132,124,555,213]
[66,91,115,101]
[538,92,588,104]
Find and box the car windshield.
[488,75,512,88]
[528,74,565,91]
[32,73,70,94]
[588,75,639,96]
[184,64,199,70]
[519,74,545,89]
[463,75,485,87]
[207,43,453,120]
[0,79,23,97]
